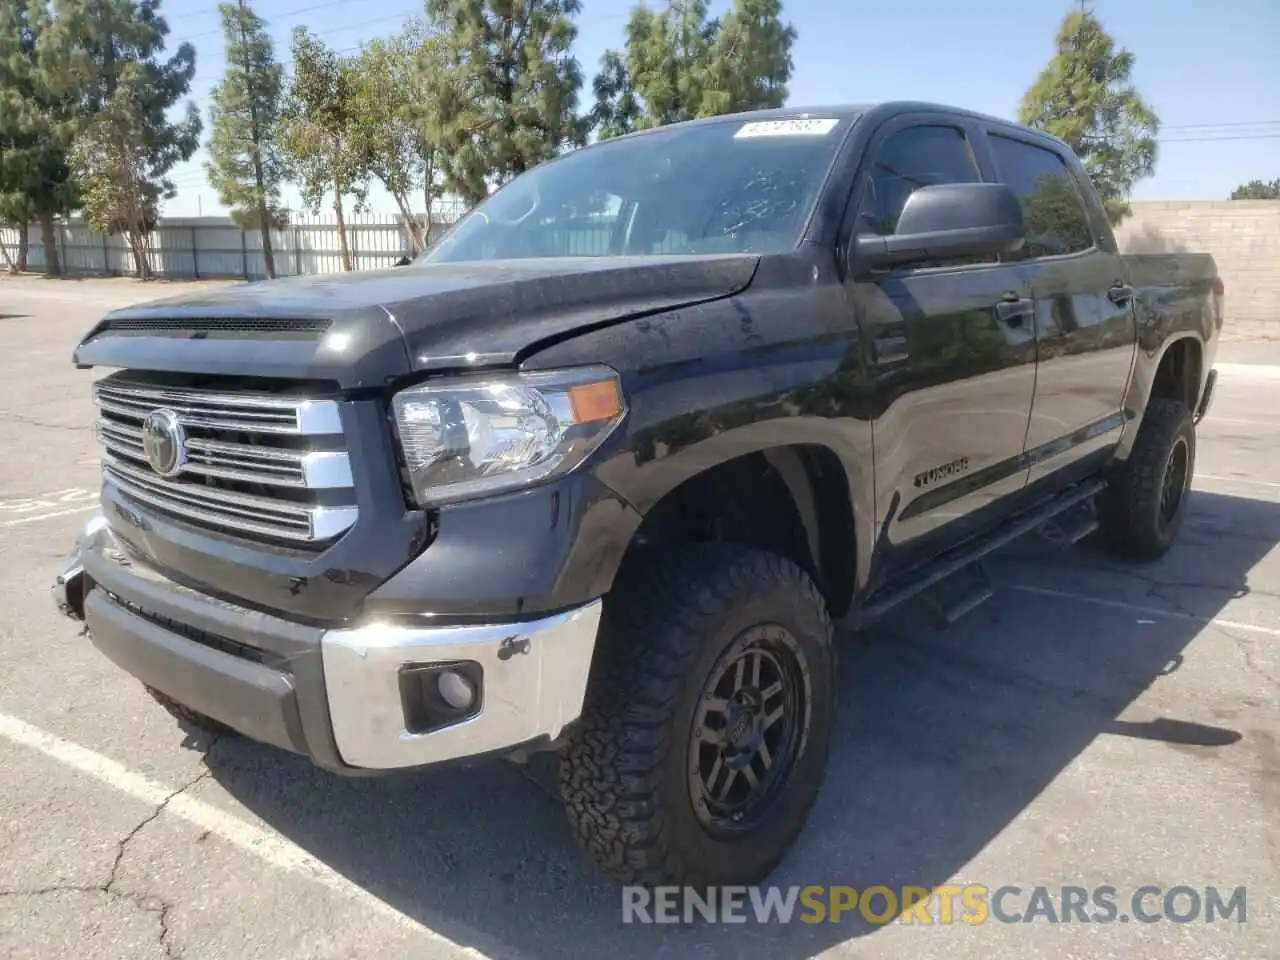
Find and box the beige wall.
[1114,200,1279,331]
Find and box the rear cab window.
[988,134,1096,259]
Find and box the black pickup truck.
[54,102,1222,887]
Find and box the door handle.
[1108,283,1134,306]
[995,297,1034,326]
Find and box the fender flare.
[1117,332,1206,461]
[595,417,875,608]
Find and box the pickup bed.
[54,101,1221,887]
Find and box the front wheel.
[560,545,836,887]
[1097,397,1196,561]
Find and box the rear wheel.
[1097,397,1196,561]
[560,544,835,887]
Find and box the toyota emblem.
[140,408,187,477]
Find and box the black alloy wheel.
[688,626,811,835]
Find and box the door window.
[859,125,983,237]
[989,135,1095,259]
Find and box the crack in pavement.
[1209,623,1280,691]
[1144,584,1280,692]
[0,883,180,959]
[0,739,221,959]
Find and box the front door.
[846,116,1038,574]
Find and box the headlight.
[390,365,626,507]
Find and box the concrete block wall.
[1115,201,1279,330]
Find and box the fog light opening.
[437,669,477,711]
[399,661,484,734]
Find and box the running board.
[944,580,994,624]
[1038,504,1100,545]
[850,478,1107,625]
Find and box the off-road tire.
[145,685,235,735]
[560,544,836,887]
[1097,397,1196,561]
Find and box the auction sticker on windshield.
[735,118,840,138]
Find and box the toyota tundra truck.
[53,102,1222,887]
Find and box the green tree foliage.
[0,0,39,272]
[39,0,200,279]
[699,0,796,117]
[589,49,640,141]
[351,21,447,254]
[1018,9,1158,226]
[206,0,287,277]
[0,0,76,274]
[1230,178,1280,200]
[591,0,796,139]
[280,28,364,270]
[597,1,716,134]
[418,0,585,206]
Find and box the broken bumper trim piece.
[53,513,603,773]
[322,602,602,770]
[52,511,107,621]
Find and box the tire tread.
[1098,397,1194,561]
[559,543,832,887]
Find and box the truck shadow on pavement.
[202,489,1273,960]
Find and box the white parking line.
[0,713,505,960]
[1197,474,1280,490]
[1202,417,1279,428]
[0,505,98,527]
[0,488,100,528]
[1215,362,1280,382]
[1004,582,1280,638]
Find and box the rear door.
[984,131,1138,487]
[845,114,1037,573]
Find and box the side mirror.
[854,182,1026,270]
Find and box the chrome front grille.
[94,382,342,434]
[94,378,358,544]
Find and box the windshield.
[422,116,851,264]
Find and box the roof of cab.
[601,100,1073,153]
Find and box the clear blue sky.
[161,0,1280,217]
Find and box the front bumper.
[58,514,602,773]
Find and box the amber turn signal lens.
[568,380,624,423]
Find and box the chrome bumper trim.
[321,601,603,770]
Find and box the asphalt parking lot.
[0,275,1275,959]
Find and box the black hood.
[73,255,759,389]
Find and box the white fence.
[0,204,470,280]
